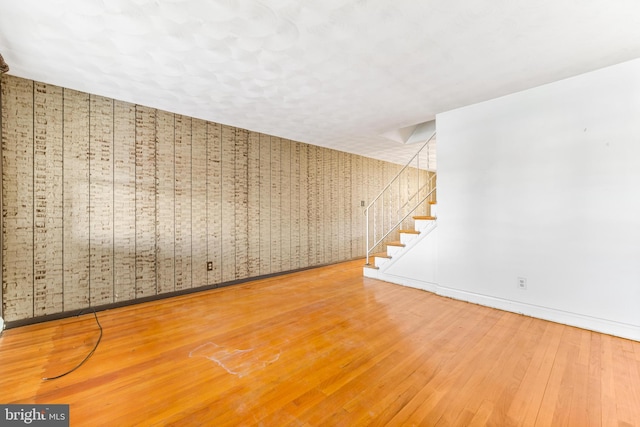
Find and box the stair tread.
[399,229,420,234]
[386,241,406,247]
[372,252,392,258]
[363,264,379,270]
[413,215,437,220]
[429,200,437,205]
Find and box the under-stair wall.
[371,57,640,342]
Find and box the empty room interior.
[2,1,640,425]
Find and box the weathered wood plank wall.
[1,74,422,323]
[113,100,136,303]
[155,110,175,295]
[63,90,90,310]
[2,78,34,320]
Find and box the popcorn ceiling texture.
[1,1,640,165]
[0,74,430,323]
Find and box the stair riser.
[387,246,404,257]
[415,219,434,231]
[400,233,419,244]
[374,257,391,268]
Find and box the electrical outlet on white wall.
[517,277,527,290]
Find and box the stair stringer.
[363,221,437,288]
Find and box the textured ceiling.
[1,0,640,166]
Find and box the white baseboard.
[373,274,640,342]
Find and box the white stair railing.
[365,132,436,265]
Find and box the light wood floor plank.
[1,259,640,426]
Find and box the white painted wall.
[386,58,640,340]
[369,226,439,291]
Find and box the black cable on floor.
[42,308,103,381]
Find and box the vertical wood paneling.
[423,169,431,214]
[365,158,377,252]
[221,125,235,282]
[155,110,175,294]
[2,75,401,323]
[410,165,419,218]
[175,115,192,290]
[298,142,309,268]
[341,152,352,260]
[400,165,415,229]
[429,171,437,207]
[258,134,271,275]
[331,150,340,263]
[290,141,301,270]
[1,77,34,321]
[376,160,386,246]
[322,148,330,263]
[33,82,63,315]
[63,89,90,311]
[323,149,335,263]
[247,131,261,277]
[397,163,406,228]
[280,138,291,271]
[418,167,426,210]
[362,157,369,254]
[89,95,114,306]
[394,163,407,230]
[206,122,222,285]
[307,145,322,266]
[113,100,136,302]
[135,106,157,297]
[336,151,344,261]
[234,128,249,280]
[0,77,3,320]
[423,169,431,211]
[317,146,325,265]
[381,161,391,245]
[191,119,208,288]
[270,137,282,271]
[351,155,363,257]
[389,164,401,242]
[380,160,390,245]
[378,160,386,242]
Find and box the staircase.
[364,201,437,273]
[363,131,437,275]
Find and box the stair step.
[363,264,379,270]
[399,229,420,234]
[372,252,392,259]
[413,215,437,220]
[386,241,406,247]
[429,200,437,205]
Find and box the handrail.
[364,131,436,212]
[365,132,436,265]
[396,173,436,216]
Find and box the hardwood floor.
[1,259,639,426]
